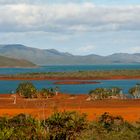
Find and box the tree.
[39,88,50,98]
[111,87,122,95]
[129,84,140,99]
[98,112,124,132]
[89,87,123,100]
[45,111,87,140]
[16,82,37,98]
[54,86,59,96]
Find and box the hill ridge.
[0,55,36,68]
[0,44,140,65]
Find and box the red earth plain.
[0,93,140,122]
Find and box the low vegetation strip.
[0,70,140,80]
[0,112,140,140]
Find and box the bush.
[16,82,37,98]
[0,114,46,139]
[45,111,87,140]
[78,112,139,140]
[0,112,139,140]
[89,87,123,100]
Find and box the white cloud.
[0,0,89,5]
[0,3,140,33]
[127,46,140,53]
[74,45,96,55]
[0,0,39,5]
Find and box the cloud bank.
[0,0,37,5]
[0,3,140,33]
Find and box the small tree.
[111,87,121,95]
[16,82,37,98]
[98,112,125,132]
[89,87,123,100]
[129,84,140,99]
[39,88,50,98]
[45,111,87,139]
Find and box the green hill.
[0,55,36,67]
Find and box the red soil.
[54,81,100,85]
[0,75,140,81]
[0,94,140,122]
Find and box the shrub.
[0,114,46,139]
[16,82,37,98]
[45,111,87,140]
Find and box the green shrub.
[0,112,139,140]
[45,111,87,140]
[16,82,37,98]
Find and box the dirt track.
[0,94,140,122]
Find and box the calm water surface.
[0,64,140,94]
[0,64,140,74]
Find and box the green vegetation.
[16,82,37,98]
[89,87,125,100]
[78,112,140,140]
[129,83,140,99]
[0,114,47,139]
[16,82,57,98]
[0,112,140,140]
[45,111,87,140]
[7,70,140,79]
[0,55,36,67]
[89,84,140,100]
[38,87,58,98]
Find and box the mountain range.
[0,44,140,65]
[0,55,36,67]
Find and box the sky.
[0,0,140,55]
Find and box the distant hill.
[0,44,140,65]
[0,55,36,68]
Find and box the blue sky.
[0,0,140,55]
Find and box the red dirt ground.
[0,75,140,81]
[0,94,140,122]
[54,81,100,85]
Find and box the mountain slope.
[105,53,140,63]
[0,44,140,65]
[0,55,36,67]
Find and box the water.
[0,79,139,95]
[0,64,140,75]
[0,64,140,94]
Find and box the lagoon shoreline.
[1,75,140,81]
